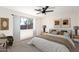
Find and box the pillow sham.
[64,32,75,48]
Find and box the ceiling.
[2,6,79,17]
[3,6,47,17]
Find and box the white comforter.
[31,37,70,52]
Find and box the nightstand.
[73,35,79,39]
[73,35,79,43]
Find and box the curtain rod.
[11,14,35,19]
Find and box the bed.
[29,34,75,52]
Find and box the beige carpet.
[7,39,40,52]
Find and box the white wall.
[1,6,79,40]
[41,6,79,32]
[77,11,79,25]
[0,7,13,36]
[0,7,41,40]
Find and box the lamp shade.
[43,25,46,28]
[74,26,79,30]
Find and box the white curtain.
[13,15,20,41]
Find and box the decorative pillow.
[64,32,70,39]
[64,32,75,48]
[51,31,58,35]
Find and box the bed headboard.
[49,29,69,35]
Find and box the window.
[20,17,33,30]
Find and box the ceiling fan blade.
[44,6,49,10]
[35,9,42,11]
[46,10,54,12]
[37,12,41,14]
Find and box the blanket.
[36,35,74,51]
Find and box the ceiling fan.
[35,6,54,15]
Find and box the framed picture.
[0,18,9,30]
[54,19,61,28]
[55,20,60,25]
[54,18,71,28]
[61,18,71,28]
